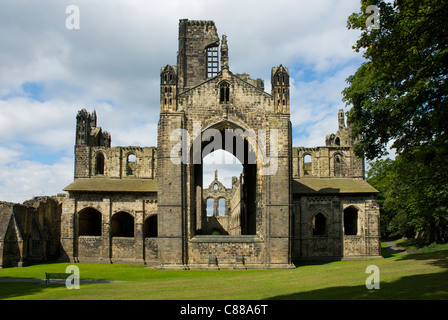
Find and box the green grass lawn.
[1,243,447,300]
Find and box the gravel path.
[385,241,407,254]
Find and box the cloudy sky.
[0,0,369,203]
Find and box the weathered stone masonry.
[0,19,381,269]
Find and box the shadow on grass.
[396,249,448,269]
[267,271,448,300]
[268,250,448,300]
[0,280,67,300]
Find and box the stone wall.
[292,194,381,262]
[188,235,264,269]
[60,192,158,265]
[0,197,61,268]
[292,147,364,179]
[76,145,157,179]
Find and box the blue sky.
[0,0,371,203]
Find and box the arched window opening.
[144,214,158,238]
[163,72,174,84]
[334,154,342,176]
[218,198,225,216]
[344,207,358,236]
[220,82,230,103]
[78,208,102,236]
[126,153,137,176]
[95,153,105,175]
[303,154,312,176]
[111,211,134,237]
[312,213,326,236]
[198,128,257,236]
[335,137,341,146]
[128,154,136,162]
[206,198,214,217]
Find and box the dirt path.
[385,241,407,254]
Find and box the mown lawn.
[0,244,447,300]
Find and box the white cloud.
[0,157,73,204]
[291,63,360,147]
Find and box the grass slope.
[0,245,447,300]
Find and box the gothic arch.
[78,207,102,236]
[111,211,134,237]
[310,212,328,236]
[144,214,158,238]
[192,120,257,235]
[303,153,312,176]
[196,120,258,165]
[218,198,226,216]
[334,152,343,176]
[126,152,137,176]
[217,80,232,104]
[343,205,360,236]
[95,152,105,175]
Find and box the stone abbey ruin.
[0,19,381,269]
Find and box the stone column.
[156,112,188,269]
[101,197,112,262]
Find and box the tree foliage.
[345,0,448,242]
[366,148,448,242]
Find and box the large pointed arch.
[192,120,258,236]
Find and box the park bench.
[45,272,71,285]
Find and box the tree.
[366,152,448,242]
[344,0,448,243]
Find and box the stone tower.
[74,109,111,178]
[271,65,290,114]
[156,19,293,269]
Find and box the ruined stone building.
[0,19,381,269]
[0,197,62,267]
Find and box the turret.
[221,35,229,70]
[75,109,110,147]
[75,109,90,146]
[338,109,345,131]
[160,65,178,112]
[271,65,290,113]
